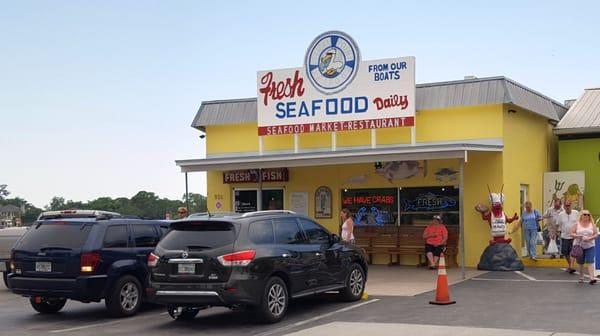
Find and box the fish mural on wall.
[434,168,458,182]
[376,161,427,183]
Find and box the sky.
[1,1,599,208]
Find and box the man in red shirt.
[423,215,448,269]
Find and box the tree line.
[0,185,207,225]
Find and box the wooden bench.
[354,226,459,267]
[370,234,400,265]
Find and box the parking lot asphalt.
[1,267,599,336]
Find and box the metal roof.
[555,88,600,135]
[191,77,566,130]
[175,138,503,172]
[0,205,21,213]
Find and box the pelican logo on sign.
[304,31,360,95]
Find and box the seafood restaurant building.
[176,31,567,268]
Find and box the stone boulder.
[477,243,524,271]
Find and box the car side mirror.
[330,234,340,244]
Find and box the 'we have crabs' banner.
[256,31,415,136]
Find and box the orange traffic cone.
[429,253,456,305]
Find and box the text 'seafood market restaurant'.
[176,31,567,270]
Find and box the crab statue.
[475,193,519,245]
[474,192,524,271]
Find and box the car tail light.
[147,252,159,267]
[9,250,15,271]
[217,250,256,266]
[80,252,101,273]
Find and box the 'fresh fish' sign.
[402,192,457,212]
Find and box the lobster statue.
[475,191,519,246]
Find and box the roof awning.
[175,139,503,172]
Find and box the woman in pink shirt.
[423,215,448,269]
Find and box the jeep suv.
[8,216,169,317]
[147,210,368,323]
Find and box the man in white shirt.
[557,201,579,273]
[543,199,563,258]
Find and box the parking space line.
[252,299,380,336]
[471,278,577,283]
[561,268,598,280]
[49,312,168,333]
[514,271,536,281]
[49,320,123,334]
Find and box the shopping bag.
[547,239,559,254]
[536,232,544,245]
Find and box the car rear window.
[159,221,236,250]
[16,222,92,250]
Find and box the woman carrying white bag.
[547,237,560,255]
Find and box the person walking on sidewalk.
[514,201,542,260]
[558,202,579,273]
[571,210,598,284]
[543,198,563,258]
[340,208,355,244]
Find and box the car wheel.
[105,275,142,317]
[167,307,200,321]
[29,297,67,314]
[339,263,365,302]
[2,272,9,289]
[256,276,288,323]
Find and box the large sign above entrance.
[223,168,289,184]
[257,31,415,136]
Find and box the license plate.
[35,262,52,273]
[178,264,196,274]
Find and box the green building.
[555,88,600,221]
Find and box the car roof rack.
[37,210,122,221]
[241,210,297,217]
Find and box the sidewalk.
[365,265,485,296]
[285,322,596,336]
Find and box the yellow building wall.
[463,152,504,266]
[203,103,555,267]
[502,104,556,257]
[416,105,504,142]
[206,156,501,267]
[206,105,504,155]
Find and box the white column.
[259,136,264,155]
[371,129,376,149]
[294,134,299,154]
[459,157,466,280]
[331,132,337,151]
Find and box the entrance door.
[520,185,529,256]
[233,189,284,213]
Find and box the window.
[158,221,235,250]
[103,225,129,248]
[274,217,306,244]
[249,219,275,244]
[298,218,330,245]
[399,186,459,225]
[234,189,284,213]
[133,225,158,247]
[159,226,169,238]
[16,223,92,250]
[341,188,398,225]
